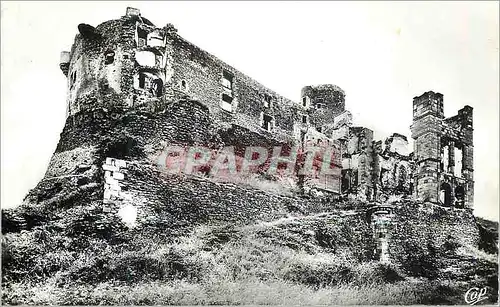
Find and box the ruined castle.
[58,7,474,211]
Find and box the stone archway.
[153,78,163,97]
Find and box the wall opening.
[454,147,463,177]
[138,73,146,89]
[104,50,115,65]
[137,27,148,47]
[341,169,358,193]
[135,71,164,98]
[221,93,233,111]
[441,145,449,172]
[262,113,274,131]
[439,182,452,207]
[302,115,309,125]
[70,70,77,89]
[222,70,234,91]
[455,185,465,208]
[152,78,163,97]
[181,80,187,91]
[135,50,156,67]
[396,165,407,191]
[302,96,310,108]
[264,94,272,108]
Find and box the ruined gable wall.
[377,134,414,195]
[441,106,474,208]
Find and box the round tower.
[62,7,168,117]
[300,84,346,132]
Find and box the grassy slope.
[2,203,498,305]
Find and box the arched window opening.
[152,78,163,98]
[439,182,452,207]
[181,80,187,91]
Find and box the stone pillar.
[103,157,131,206]
[371,208,393,263]
[448,140,455,174]
[462,144,474,209]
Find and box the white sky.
[1,1,498,220]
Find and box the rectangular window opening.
[222,70,234,91]
[264,94,272,108]
[137,27,148,47]
[221,93,233,111]
[302,115,309,124]
[139,73,146,89]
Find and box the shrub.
[282,252,355,288]
[352,261,404,286]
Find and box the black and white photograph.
[1,1,498,305]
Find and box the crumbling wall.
[341,127,375,201]
[44,146,96,178]
[54,99,213,154]
[376,133,414,196]
[389,201,480,271]
[99,159,371,232]
[411,92,474,209]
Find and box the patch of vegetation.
[2,202,498,305]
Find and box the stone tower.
[59,7,170,117]
[410,91,474,208]
[300,84,346,133]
